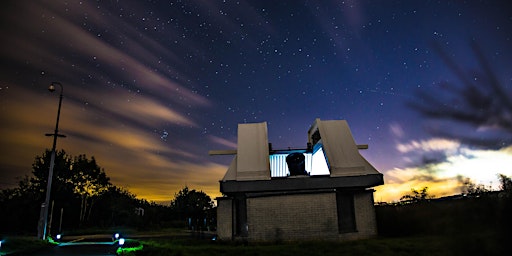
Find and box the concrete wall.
[246,193,339,241]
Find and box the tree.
[67,154,110,224]
[400,187,433,203]
[0,177,43,233]
[94,186,140,227]
[498,174,512,191]
[170,186,215,230]
[460,177,490,196]
[30,150,111,227]
[498,174,512,196]
[1,149,173,233]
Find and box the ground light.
[115,238,143,255]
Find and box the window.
[269,144,329,177]
[336,192,357,233]
[311,146,330,175]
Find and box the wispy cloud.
[396,138,460,154]
[0,1,220,197]
[0,85,213,194]
[209,135,237,149]
[376,138,512,202]
[389,122,405,138]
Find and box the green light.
[46,237,59,245]
[116,239,143,255]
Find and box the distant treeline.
[376,190,512,255]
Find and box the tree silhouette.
[1,149,175,233]
[400,187,433,203]
[170,186,215,230]
[460,177,490,196]
[498,174,512,192]
[409,41,512,149]
[30,150,111,226]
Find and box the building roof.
[213,119,383,189]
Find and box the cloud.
[69,86,198,128]
[375,177,460,203]
[389,123,405,138]
[209,135,237,149]
[124,162,227,204]
[376,139,512,202]
[395,138,461,167]
[0,81,227,201]
[0,1,218,196]
[396,138,460,153]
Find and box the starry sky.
[1,0,512,204]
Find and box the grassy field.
[0,237,53,256]
[135,234,488,256]
[2,232,503,256]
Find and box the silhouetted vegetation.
[460,177,491,196]
[0,150,210,236]
[377,176,512,255]
[399,187,433,203]
[498,173,512,191]
[169,186,216,231]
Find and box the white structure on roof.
[218,119,379,180]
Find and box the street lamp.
[38,82,66,240]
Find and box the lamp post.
[38,82,66,240]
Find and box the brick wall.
[218,190,378,242]
[338,190,378,240]
[216,198,233,240]
[247,192,339,241]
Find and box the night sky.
[1,0,512,203]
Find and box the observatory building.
[211,119,384,241]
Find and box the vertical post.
[38,82,64,240]
[48,200,55,238]
[59,208,64,234]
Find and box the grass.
[3,196,508,255]
[0,236,54,256]
[2,233,503,256]
[135,235,459,256]
[1,230,504,256]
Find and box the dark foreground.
[4,194,509,256]
[28,243,118,256]
[1,231,505,256]
[136,233,504,256]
